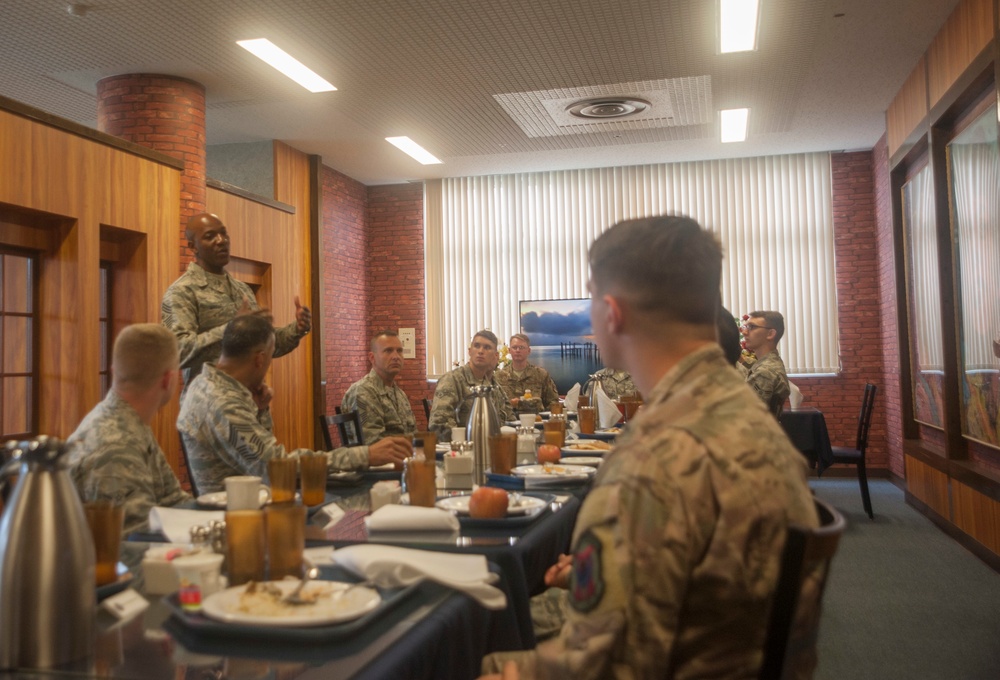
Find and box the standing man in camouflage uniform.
[495,334,560,416]
[428,330,514,441]
[161,212,312,393]
[741,310,791,417]
[68,324,190,534]
[342,330,417,444]
[178,315,411,494]
[584,367,636,400]
[481,216,817,678]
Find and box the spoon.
[282,565,319,606]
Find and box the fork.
[282,565,319,606]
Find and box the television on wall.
[518,298,604,394]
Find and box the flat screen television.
[518,298,604,394]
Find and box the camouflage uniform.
[482,344,818,679]
[584,368,637,401]
[745,349,791,417]
[495,363,560,415]
[342,369,417,444]
[178,364,368,494]
[161,262,304,390]
[428,364,514,441]
[68,391,190,535]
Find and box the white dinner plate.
[512,464,596,477]
[559,456,603,467]
[201,580,381,627]
[561,443,611,455]
[195,488,271,509]
[435,493,547,516]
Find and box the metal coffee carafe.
[585,372,606,422]
[466,385,501,485]
[0,436,95,669]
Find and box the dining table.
[778,407,834,474]
[0,541,523,680]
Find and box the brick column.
[96,74,206,269]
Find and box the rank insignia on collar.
[569,530,604,613]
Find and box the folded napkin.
[596,385,623,429]
[564,383,581,411]
[332,544,506,610]
[149,507,224,544]
[365,504,460,533]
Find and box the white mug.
[225,475,270,511]
[172,552,226,611]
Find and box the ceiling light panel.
[237,39,336,93]
[720,0,760,53]
[720,108,749,142]
[386,136,442,164]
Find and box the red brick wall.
[319,166,371,415]
[367,183,431,429]
[793,151,888,468]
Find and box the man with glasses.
[428,330,514,441]
[741,310,791,417]
[495,334,560,415]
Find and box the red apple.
[468,487,509,519]
[537,444,561,464]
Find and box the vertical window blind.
[425,152,839,377]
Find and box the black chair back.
[758,497,846,680]
[322,409,364,448]
[854,383,877,452]
[422,398,432,422]
[178,434,200,497]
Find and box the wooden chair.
[830,383,877,519]
[320,408,364,449]
[758,497,847,680]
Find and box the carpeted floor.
[811,478,1000,680]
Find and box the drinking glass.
[267,457,297,504]
[84,501,124,587]
[578,406,596,434]
[225,510,266,586]
[405,457,437,507]
[265,503,306,580]
[299,454,328,506]
[489,433,517,475]
[416,430,437,460]
[542,418,566,448]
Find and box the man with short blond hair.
[495,333,560,415]
[429,329,514,440]
[343,330,417,444]
[68,324,190,534]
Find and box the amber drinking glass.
[405,457,437,507]
[299,454,328,506]
[577,406,596,434]
[267,457,298,504]
[489,433,517,475]
[84,502,124,586]
[225,510,266,586]
[542,418,567,448]
[265,503,305,580]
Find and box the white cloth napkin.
[148,507,224,544]
[596,385,622,429]
[332,544,507,610]
[365,504,460,533]
[564,383,581,411]
[788,381,804,409]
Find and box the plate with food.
[512,463,597,478]
[561,441,612,456]
[577,428,621,442]
[435,492,548,516]
[201,580,381,627]
[196,488,271,509]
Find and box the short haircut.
[509,333,531,347]
[589,215,722,325]
[370,330,399,352]
[113,324,178,388]
[716,305,743,365]
[748,310,785,343]
[472,329,499,349]
[221,314,275,359]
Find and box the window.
[425,153,839,376]
[1,249,38,440]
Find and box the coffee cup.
[225,475,270,511]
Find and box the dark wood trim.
[206,179,295,214]
[308,155,326,450]
[890,163,918,438]
[903,440,949,469]
[906,489,1000,574]
[0,93,184,171]
[927,41,996,128]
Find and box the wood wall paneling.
[926,0,994,107]
[887,56,928,158]
[905,454,951,518]
[952,480,1000,554]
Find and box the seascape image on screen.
[519,299,603,394]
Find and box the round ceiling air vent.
[567,97,650,119]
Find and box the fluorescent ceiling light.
[719,0,759,53]
[720,108,749,143]
[237,38,336,93]
[386,136,442,165]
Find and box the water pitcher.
[0,436,95,669]
[466,385,501,485]
[585,372,606,423]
